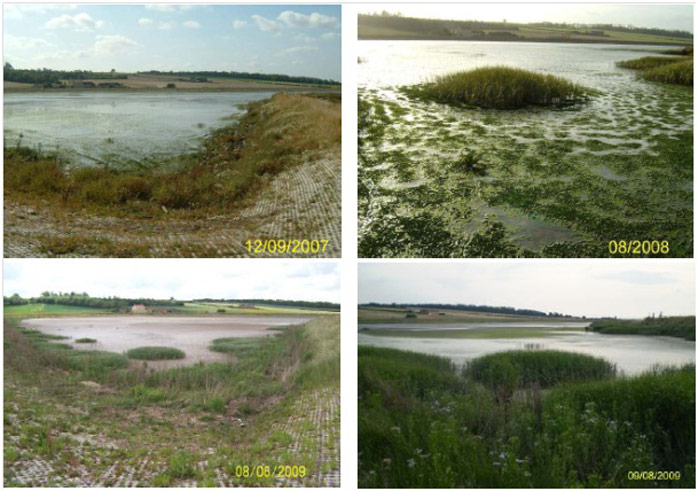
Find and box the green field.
[179,302,337,315]
[3,303,110,316]
[359,346,695,488]
[361,326,585,339]
[359,307,569,324]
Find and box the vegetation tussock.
[589,315,695,341]
[466,350,616,389]
[406,67,597,109]
[358,346,695,488]
[4,93,341,216]
[126,346,187,361]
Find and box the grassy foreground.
[5,93,340,216]
[4,315,340,486]
[407,67,596,109]
[589,316,695,341]
[359,346,695,488]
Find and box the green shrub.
[407,66,596,109]
[126,346,186,361]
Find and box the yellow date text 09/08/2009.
[627,471,681,481]
[608,240,669,255]
[233,465,307,479]
[245,239,329,254]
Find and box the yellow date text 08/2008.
[234,465,306,479]
[245,239,329,254]
[608,240,669,255]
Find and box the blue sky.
[4,260,340,302]
[358,263,695,318]
[3,4,341,80]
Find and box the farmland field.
[4,315,340,486]
[358,41,692,257]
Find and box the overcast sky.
[3,4,341,80]
[4,260,340,302]
[358,262,695,318]
[361,3,693,33]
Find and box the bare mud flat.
[23,315,310,367]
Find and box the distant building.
[131,304,146,313]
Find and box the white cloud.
[91,35,138,56]
[138,18,153,26]
[4,4,77,20]
[233,20,247,29]
[277,10,339,29]
[158,22,176,31]
[4,34,53,49]
[252,14,281,34]
[321,32,340,40]
[280,45,319,55]
[294,33,316,43]
[182,20,200,29]
[44,12,104,32]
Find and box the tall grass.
[407,66,596,109]
[358,346,695,488]
[466,350,616,389]
[126,346,186,360]
[617,56,693,86]
[4,93,341,215]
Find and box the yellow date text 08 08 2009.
[627,471,681,481]
[233,465,307,479]
[608,240,669,255]
[245,239,329,254]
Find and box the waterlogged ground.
[24,316,309,368]
[358,322,696,375]
[358,42,693,257]
[4,91,273,169]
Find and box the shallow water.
[4,91,273,168]
[24,315,309,368]
[358,322,695,375]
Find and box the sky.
[3,4,341,80]
[361,3,693,33]
[358,262,695,318]
[3,260,340,302]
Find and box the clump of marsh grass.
[75,338,97,344]
[617,56,693,86]
[126,346,186,361]
[407,66,597,109]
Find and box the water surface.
[359,322,695,375]
[4,91,273,168]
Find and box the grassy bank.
[589,316,695,341]
[4,315,340,486]
[617,56,693,86]
[358,346,695,487]
[4,93,340,217]
[406,67,597,109]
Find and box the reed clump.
[126,346,186,360]
[408,66,596,109]
[617,56,693,86]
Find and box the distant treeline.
[359,13,693,41]
[194,298,340,311]
[4,292,183,310]
[589,316,695,341]
[138,70,339,86]
[4,63,126,85]
[360,302,573,318]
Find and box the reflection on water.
[359,323,696,375]
[4,91,274,168]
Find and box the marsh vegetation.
[358,42,692,257]
[4,314,340,486]
[358,346,695,487]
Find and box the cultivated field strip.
[4,153,341,258]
